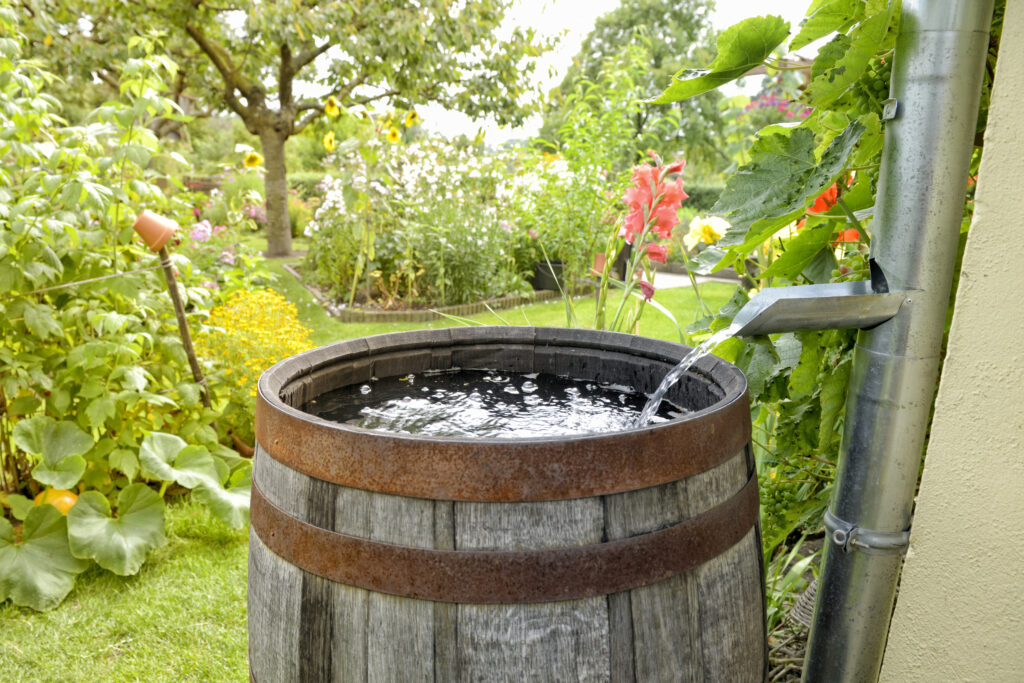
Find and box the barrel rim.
[255,326,750,501]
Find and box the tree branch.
[294,109,322,134]
[293,42,332,72]
[279,43,293,107]
[183,22,261,120]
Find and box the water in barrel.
[305,369,685,437]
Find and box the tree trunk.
[260,128,292,257]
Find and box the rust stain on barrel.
[250,473,759,604]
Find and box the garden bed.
[281,263,563,322]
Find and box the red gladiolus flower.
[638,279,656,301]
[646,244,668,263]
[809,184,839,213]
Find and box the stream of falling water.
[636,323,740,426]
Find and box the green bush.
[288,171,328,199]
[682,183,724,213]
[0,24,254,612]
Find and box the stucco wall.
[879,3,1024,681]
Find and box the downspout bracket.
[824,509,910,556]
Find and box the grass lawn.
[0,501,249,682]
[0,251,739,681]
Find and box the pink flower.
[201,280,220,290]
[645,244,668,263]
[189,220,212,243]
[500,221,513,233]
[213,224,227,235]
[192,207,202,218]
[219,251,235,265]
[638,279,656,301]
[528,228,539,240]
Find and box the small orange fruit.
[33,489,79,515]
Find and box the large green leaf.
[790,0,860,51]
[761,219,837,280]
[712,121,865,246]
[192,468,251,529]
[31,455,87,489]
[0,506,90,611]
[140,435,221,489]
[67,485,165,576]
[650,16,790,103]
[819,353,853,448]
[808,3,897,107]
[12,416,93,464]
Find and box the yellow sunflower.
[404,110,421,128]
[243,151,264,168]
[386,126,401,144]
[322,130,336,152]
[324,96,340,118]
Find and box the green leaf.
[85,396,116,429]
[713,121,865,246]
[67,485,165,576]
[735,339,780,397]
[23,303,62,339]
[818,355,852,448]
[0,506,90,611]
[651,16,790,103]
[809,4,897,107]
[192,469,251,529]
[791,0,860,51]
[32,455,87,489]
[110,449,139,482]
[13,416,93,464]
[139,434,219,488]
[761,219,836,280]
[790,332,823,399]
[6,494,34,521]
[138,431,186,480]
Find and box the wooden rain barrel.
[249,326,766,682]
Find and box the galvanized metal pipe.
[802,2,995,680]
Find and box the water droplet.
[360,385,372,394]
[521,381,537,393]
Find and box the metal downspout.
[802,2,995,680]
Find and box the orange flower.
[809,184,839,213]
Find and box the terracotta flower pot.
[132,210,178,252]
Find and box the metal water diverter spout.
[729,1,995,680]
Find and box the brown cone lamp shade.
[132,211,178,252]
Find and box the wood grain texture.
[454,497,610,681]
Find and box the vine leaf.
[0,506,90,611]
[650,16,790,103]
[761,218,837,280]
[818,353,853,448]
[712,120,865,246]
[808,3,897,107]
[67,485,166,576]
[791,0,861,52]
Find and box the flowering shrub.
[196,290,314,444]
[305,136,526,307]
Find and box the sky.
[420,0,811,142]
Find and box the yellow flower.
[243,151,263,168]
[323,130,336,152]
[324,96,341,118]
[386,126,401,144]
[404,110,421,128]
[43,34,53,47]
[684,215,729,250]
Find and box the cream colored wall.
[879,3,1024,681]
